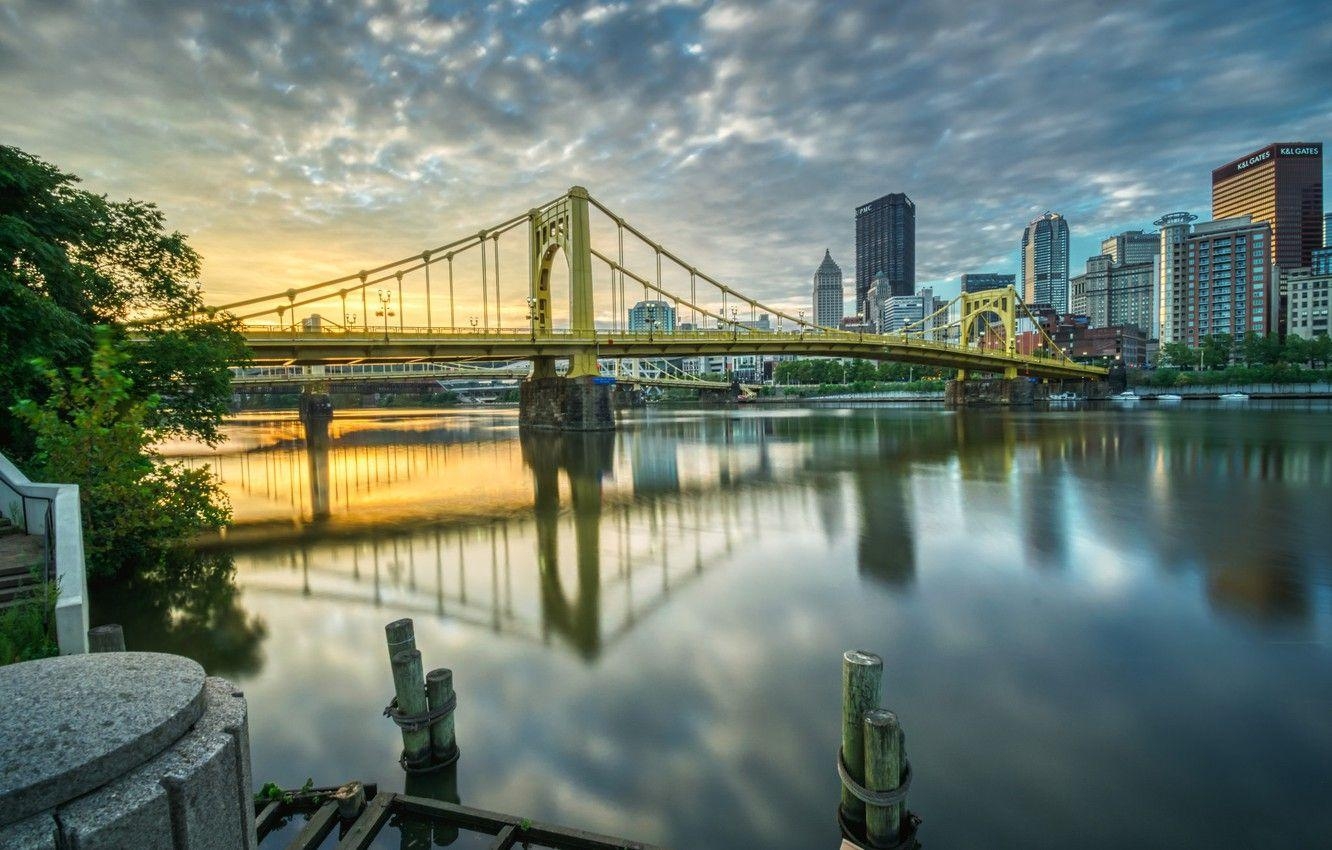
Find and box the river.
[98,403,1332,848]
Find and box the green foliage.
[774,358,945,385]
[0,144,247,452]
[0,576,59,665]
[1158,342,1194,368]
[13,333,230,577]
[1148,331,1332,380]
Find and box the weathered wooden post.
[863,708,906,847]
[390,648,431,768]
[385,618,416,665]
[840,650,883,825]
[425,667,458,764]
[88,624,125,653]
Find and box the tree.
[1239,331,1282,367]
[1159,341,1194,369]
[1282,334,1312,368]
[1,145,246,451]
[1311,334,1332,369]
[1201,333,1233,370]
[13,334,230,577]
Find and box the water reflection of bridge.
[179,408,1332,660]
[231,428,813,658]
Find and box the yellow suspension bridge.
[161,187,1104,426]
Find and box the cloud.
[2,0,1328,315]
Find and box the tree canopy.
[1,145,246,450]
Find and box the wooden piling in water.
[391,648,431,768]
[425,667,457,763]
[840,650,883,824]
[384,618,416,666]
[88,624,125,653]
[863,708,904,847]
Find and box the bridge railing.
[231,325,1105,377]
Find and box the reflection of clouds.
[170,406,1332,848]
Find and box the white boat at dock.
[1220,392,1249,401]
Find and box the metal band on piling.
[384,691,457,734]
[837,748,912,807]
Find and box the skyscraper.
[961,272,1015,293]
[627,299,677,332]
[1212,142,1323,270]
[1156,212,1198,345]
[1069,254,1156,337]
[855,193,915,317]
[812,249,843,328]
[1021,212,1070,311]
[1178,216,1274,346]
[1100,231,1159,266]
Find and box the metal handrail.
[0,462,57,586]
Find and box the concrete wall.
[1132,381,1332,398]
[0,453,88,655]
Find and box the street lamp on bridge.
[376,289,395,342]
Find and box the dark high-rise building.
[1212,142,1322,270]
[855,193,915,317]
[1021,212,1070,311]
[961,272,1015,293]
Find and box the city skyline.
[1,1,1328,316]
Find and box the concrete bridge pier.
[298,389,334,436]
[945,375,1034,407]
[519,361,614,430]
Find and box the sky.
[2,0,1329,321]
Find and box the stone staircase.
[0,516,47,608]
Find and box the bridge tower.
[520,187,614,429]
[948,286,1031,405]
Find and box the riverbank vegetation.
[0,579,59,665]
[2,145,246,659]
[1137,332,1332,387]
[774,358,947,386]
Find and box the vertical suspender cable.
[396,271,404,331]
[484,238,495,334]
[617,222,625,332]
[691,270,697,329]
[424,253,433,332]
[493,236,501,330]
[361,273,369,333]
[448,254,456,329]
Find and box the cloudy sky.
[2,0,1329,319]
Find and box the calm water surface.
[103,403,1332,849]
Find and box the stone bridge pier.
[945,377,1034,407]
[519,368,614,431]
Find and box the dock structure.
[254,783,665,849]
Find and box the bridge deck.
[227,327,1106,381]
